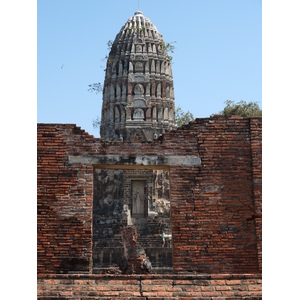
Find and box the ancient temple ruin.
[37,9,262,299]
[95,11,175,273]
[100,11,176,141]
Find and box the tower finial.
[138,0,140,11]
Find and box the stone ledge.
[68,155,201,167]
[37,273,262,280]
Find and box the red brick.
[96,285,110,291]
[216,286,232,291]
[125,286,140,292]
[175,280,193,285]
[201,291,220,297]
[152,286,166,292]
[211,280,226,285]
[201,286,215,292]
[142,280,152,285]
[248,285,262,291]
[157,292,173,297]
[226,280,241,285]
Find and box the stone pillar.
[156,60,160,74]
[121,105,126,125]
[118,60,123,77]
[156,83,161,98]
[122,82,127,100]
[146,108,151,121]
[126,107,132,121]
[110,84,115,101]
[157,106,163,123]
[129,61,133,73]
[145,61,149,73]
[151,60,155,74]
[152,107,157,122]
[116,84,121,100]
[146,83,150,96]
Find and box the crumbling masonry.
[37,10,262,300]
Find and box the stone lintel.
[68,155,201,167]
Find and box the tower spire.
[100,11,176,141]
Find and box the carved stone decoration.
[133,75,145,82]
[134,83,144,95]
[135,44,142,53]
[135,61,144,72]
[133,108,144,120]
[132,181,145,215]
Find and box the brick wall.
[170,116,261,273]
[37,115,262,275]
[250,119,262,272]
[37,273,262,299]
[37,125,94,274]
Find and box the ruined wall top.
[100,11,176,141]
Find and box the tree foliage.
[88,82,102,94]
[175,106,194,127]
[92,116,101,130]
[160,40,176,62]
[220,100,262,117]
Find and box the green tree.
[175,106,194,127]
[160,40,176,63]
[220,100,262,117]
[88,82,102,94]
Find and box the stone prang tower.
[100,11,176,141]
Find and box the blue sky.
[37,0,262,137]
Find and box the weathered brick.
[201,291,220,297]
[201,286,215,292]
[226,280,241,285]
[38,117,262,275]
[248,285,262,291]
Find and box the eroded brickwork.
[170,116,260,273]
[37,273,262,299]
[250,118,262,272]
[37,125,94,274]
[37,115,262,297]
